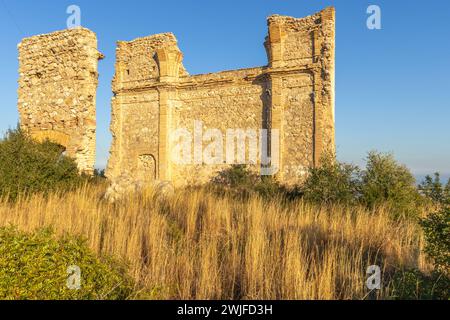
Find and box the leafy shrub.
[211,153,430,219]
[447,179,450,202]
[301,155,361,205]
[210,165,283,199]
[0,227,133,300]
[0,128,87,200]
[361,152,422,218]
[389,269,449,300]
[419,173,450,205]
[94,169,106,178]
[420,207,450,276]
[90,168,108,185]
[212,165,259,189]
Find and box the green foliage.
[361,152,421,218]
[301,155,361,205]
[90,168,108,185]
[94,169,106,178]
[212,165,259,188]
[210,165,284,199]
[420,207,450,276]
[0,128,87,200]
[0,227,133,300]
[390,269,450,300]
[447,179,450,200]
[419,173,450,205]
[211,153,425,215]
[420,172,450,280]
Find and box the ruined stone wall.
[107,7,335,187]
[171,67,268,185]
[18,28,103,174]
[106,34,183,184]
[267,8,336,184]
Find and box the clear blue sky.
[1,0,449,179]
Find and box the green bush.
[300,152,425,217]
[420,207,450,276]
[211,165,260,189]
[447,179,450,202]
[419,173,450,205]
[210,153,431,220]
[361,152,422,218]
[0,128,87,200]
[210,165,284,199]
[301,155,361,205]
[90,168,108,185]
[389,269,449,300]
[0,227,133,300]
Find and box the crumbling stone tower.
[107,7,335,186]
[18,28,103,174]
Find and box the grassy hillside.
[0,130,448,300]
[0,184,433,299]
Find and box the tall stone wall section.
[106,7,335,187]
[18,28,103,174]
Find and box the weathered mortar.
[106,7,336,187]
[17,27,103,174]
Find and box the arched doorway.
[29,130,70,149]
[137,154,157,183]
[29,129,70,161]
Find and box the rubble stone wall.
[106,7,335,187]
[17,7,335,187]
[17,28,103,174]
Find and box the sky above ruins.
[0,0,449,180]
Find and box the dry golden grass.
[0,184,429,300]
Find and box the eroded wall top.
[113,33,188,92]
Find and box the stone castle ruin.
[17,7,335,187]
[18,28,103,174]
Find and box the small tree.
[421,207,450,277]
[210,165,283,199]
[361,152,421,218]
[419,173,448,204]
[445,179,450,204]
[211,164,259,189]
[0,127,86,200]
[301,155,361,205]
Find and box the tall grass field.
[0,184,432,299]
[0,131,448,300]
